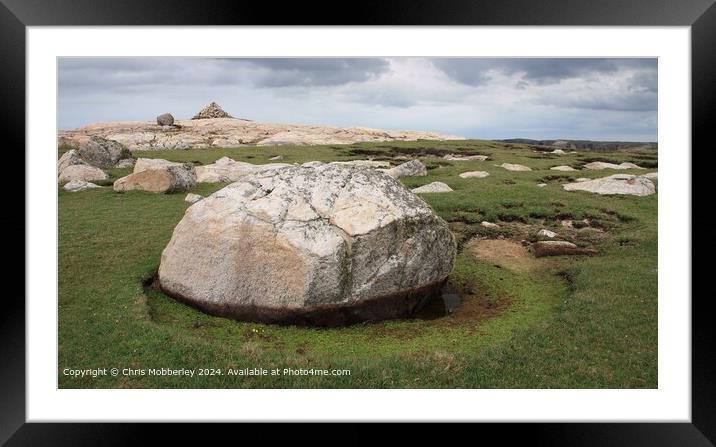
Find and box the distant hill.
[497,139,657,152]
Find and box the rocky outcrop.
[63,180,102,192]
[113,166,196,193]
[77,137,132,167]
[158,164,456,326]
[550,165,577,172]
[194,157,291,183]
[444,154,488,161]
[459,171,490,179]
[58,119,464,151]
[498,163,532,172]
[583,161,644,170]
[563,174,655,196]
[192,102,233,119]
[57,149,86,174]
[411,182,453,193]
[58,164,109,183]
[385,159,428,178]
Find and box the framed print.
[6,0,712,444]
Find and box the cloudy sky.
[58,57,657,142]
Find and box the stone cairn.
[192,102,234,120]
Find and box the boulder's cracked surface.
[158,164,456,326]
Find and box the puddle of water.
[414,292,463,320]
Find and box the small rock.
[551,149,566,155]
[63,180,101,192]
[58,164,109,183]
[185,193,203,204]
[537,229,557,238]
[411,182,453,193]
[532,241,597,257]
[444,154,489,161]
[498,163,532,172]
[156,113,175,126]
[583,161,644,170]
[537,183,547,187]
[115,158,135,169]
[269,155,284,161]
[561,220,573,228]
[575,177,591,182]
[459,171,490,179]
[385,159,428,178]
[481,221,499,229]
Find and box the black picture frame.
[4,0,711,444]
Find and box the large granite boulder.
[133,157,187,173]
[156,113,175,126]
[158,164,456,326]
[77,137,132,167]
[113,165,196,193]
[563,174,655,196]
[58,164,109,183]
[57,149,87,174]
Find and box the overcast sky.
[58,57,657,142]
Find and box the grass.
[58,139,657,388]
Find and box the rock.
[443,154,489,161]
[532,241,597,257]
[551,149,566,155]
[537,229,557,238]
[269,155,284,161]
[331,160,391,168]
[156,113,175,126]
[57,149,87,174]
[77,137,132,167]
[583,161,644,170]
[114,166,196,193]
[563,174,656,196]
[385,159,428,178]
[58,164,109,183]
[575,177,591,182]
[301,161,324,168]
[481,221,499,229]
[561,220,573,228]
[537,183,547,187]
[185,193,203,204]
[133,157,186,173]
[550,165,577,171]
[63,180,101,192]
[498,163,532,172]
[195,157,291,183]
[157,164,456,326]
[411,182,453,193]
[644,172,658,179]
[459,171,490,179]
[115,158,135,169]
[192,102,234,119]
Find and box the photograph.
[57,56,659,389]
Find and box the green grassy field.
[58,140,657,388]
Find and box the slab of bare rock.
[115,158,135,169]
[575,177,591,182]
[332,160,391,168]
[63,180,101,192]
[550,165,577,172]
[644,172,658,179]
[57,149,87,174]
[301,161,324,168]
[195,157,291,183]
[185,193,203,204]
[133,158,186,173]
[77,137,132,167]
[459,171,490,179]
[58,164,109,183]
[385,159,428,178]
[411,181,453,193]
[551,149,566,155]
[498,163,532,172]
[192,102,234,119]
[481,221,499,229]
[537,183,547,187]
[158,164,456,326]
[444,154,489,161]
[156,113,175,126]
[583,161,644,170]
[532,241,597,257]
[537,229,557,238]
[114,166,196,193]
[269,155,283,161]
[563,174,655,196]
